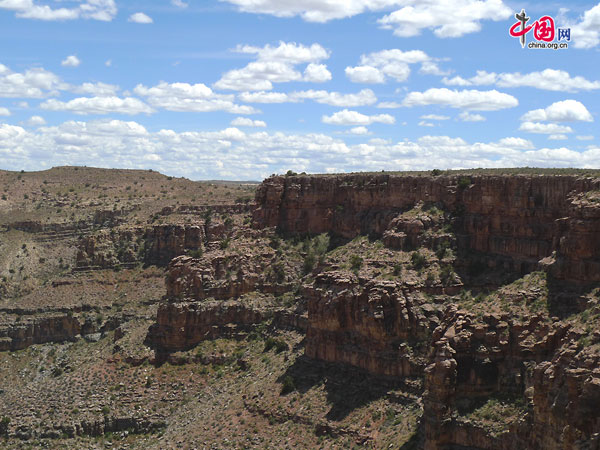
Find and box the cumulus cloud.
[402,88,518,111]
[519,122,573,135]
[134,81,258,114]
[377,101,402,108]
[521,100,593,123]
[322,109,395,125]
[421,114,449,120]
[459,111,486,122]
[220,0,511,40]
[71,82,120,97]
[128,12,153,23]
[0,0,117,21]
[231,117,267,127]
[548,134,568,141]
[25,115,46,126]
[349,126,370,135]
[303,63,332,82]
[378,0,511,38]
[40,96,154,115]
[568,3,600,49]
[219,0,398,22]
[238,91,290,103]
[345,66,386,84]
[215,42,331,91]
[443,69,600,93]
[346,49,432,84]
[294,89,377,107]
[0,107,10,116]
[238,89,377,107]
[0,64,64,98]
[61,55,81,67]
[2,119,600,179]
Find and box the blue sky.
[1,0,599,180]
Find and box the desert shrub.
[281,375,296,395]
[458,176,471,189]
[440,265,455,285]
[411,251,427,270]
[350,254,363,272]
[189,248,203,258]
[264,337,288,353]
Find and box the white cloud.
[443,69,600,93]
[322,109,395,125]
[568,3,600,49]
[303,63,332,82]
[219,0,399,22]
[134,82,258,114]
[293,89,377,107]
[72,82,119,97]
[419,61,450,76]
[418,121,434,127]
[459,111,486,122]
[105,60,112,67]
[25,115,46,126]
[521,100,593,123]
[3,119,600,179]
[238,91,290,103]
[402,88,518,111]
[346,49,431,84]
[376,101,402,108]
[350,126,369,135]
[548,134,568,141]
[0,107,10,116]
[237,89,377,107]
[215,42,330,91]
[231,117,267,127]
[576,135,594,141]
[420,114,449,120]
[519,122,573,135]
[0,64,64,98]
[172,0,188,7]
[40,96,154,115]
[345,66,385,84]
[378,0,511,38]
[61,55,81,67]
[128,12,153,24]
[0,0,117,21]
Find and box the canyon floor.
[0,167,599,449]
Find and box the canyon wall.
[254,173,600,279]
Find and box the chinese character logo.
[509,9,570,49]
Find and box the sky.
[1,0,599,180]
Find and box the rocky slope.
[2,168,600,449]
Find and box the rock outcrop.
[304,270,438,377]
[254,174,600,282]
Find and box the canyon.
[1,167,599,449]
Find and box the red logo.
[509,9,568,49]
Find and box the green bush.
[350,254,363,272]
[281,375,296,395]
[458,176,471,189]
[264,337,288,353]
[410,251,427,270]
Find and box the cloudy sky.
[1,0,599,180]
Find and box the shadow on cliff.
[278,356,423,422]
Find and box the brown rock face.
[254,174,600,281]
[147,299,267,352]
[423,306,600,450]
[304,271,438,377]
[0,314,82,351]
